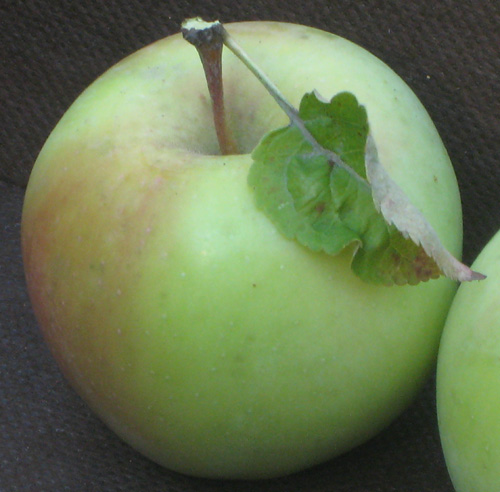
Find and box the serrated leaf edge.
[364,133,486,282]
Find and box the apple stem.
[182,19,238,155]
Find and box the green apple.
[437,230,500,492]
[22,21,463,479]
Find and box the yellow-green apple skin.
[22,21,463,479]
[437,230,500,492]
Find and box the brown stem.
[182,21,238,155]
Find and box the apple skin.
[22,21,463,479]
[437,230,500,492]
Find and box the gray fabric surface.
[2,1,499,490]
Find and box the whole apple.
[437,230,500,492]
[22,21,463,479]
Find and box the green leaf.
[248,91,484,285]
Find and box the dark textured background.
[1,1,499,490]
